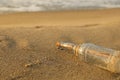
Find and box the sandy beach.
[0,9,120,80]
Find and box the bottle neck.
[56,42,77,50]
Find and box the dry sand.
[0,9,120,80]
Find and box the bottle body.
[77,43,120,73]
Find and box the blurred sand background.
[0,9,120,80]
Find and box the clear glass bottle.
[56,42,120,73]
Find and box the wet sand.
[0,9,120,80]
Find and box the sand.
[0,9,120,80]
